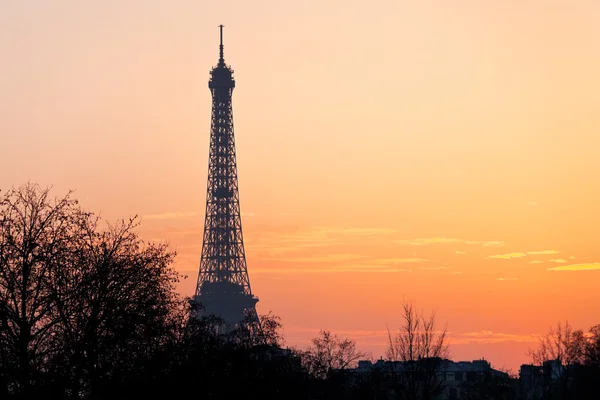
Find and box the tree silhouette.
[0,184,181,398]
[49,217,179,398]
[301,329,367,380]
[386,299,449,400]
[530,321,584,368]
[529,321,600,400]
[585,325,600,367]
[259,311,285,347]
[0,184,88,397]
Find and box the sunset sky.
[1,0,599,372]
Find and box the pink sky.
[1,0,599,372]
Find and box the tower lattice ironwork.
[193,25,262,338]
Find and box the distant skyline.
[1,0,600,372]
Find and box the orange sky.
[1,0,599,373]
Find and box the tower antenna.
[218,24,225,66]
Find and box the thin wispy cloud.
[396,237,462,245]
[396,238,503,247]
[527,250,559,255]
[247,226,399,255]
[420,266,448,271]
[287,328,540,346]
[497,277,520,281]
[285,327,388,337]
[548,262,600,271]
[527,201,538,207]
[259,248,427,269]
[469,241,505,247]
[261,254,368,263]
[326,228,397,235]
[143,211,200,220]
[489,250,561,260]
[245,229,337,254]
[549,259,567,263]
[529,260,544,264]
[456,250,466,255]
[284,327,390,348]
[252,266,413,274]
[373,258,428,264]
[488,253,527,260]
[451,331,539,345]
[143,211,255,220]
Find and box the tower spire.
[218,24,225,66]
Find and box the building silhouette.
[192,26,261,338]
[342,358,513,400]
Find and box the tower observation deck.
[192,26,262,338]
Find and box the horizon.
[2,0,599,374]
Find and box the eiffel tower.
[192,26,262,339]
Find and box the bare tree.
[528,321,588,399]
[387,299,449,400]
[0,184,182,398]
[48,216,179,398]
[301,330,368,379]
[260,311,284,347]
[530,321,585,368]
[222,310,284,349]
[387,300,449,362]
[0,184,87,397]
[585,325,600,367]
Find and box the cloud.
[456,250,466,255]
[323,228,397,235]
[396,237,462,246]
[497,277,520,281]
[143,211,255,220]
[247,226,400,255]
[143,211,200,220]
[548,262,600,272]
[489,250,561,260]
[285,328,535,348]
[527,201,538,206]
[373,258,428,264]
[262,254,368,263]
[467,241,505,247]
[260,253,427,268]
[488,253,527,260]
[527,250,559,255]
[529,260,544,264]
[284,327,390,348]
[451,331,539,345]
[420,266,448,271]
[286,327,388,337]
[252,266,413,274]
[549,259,567,263]
[396,238,503,247]
[245,230,336,254]
[569,256,576,260]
